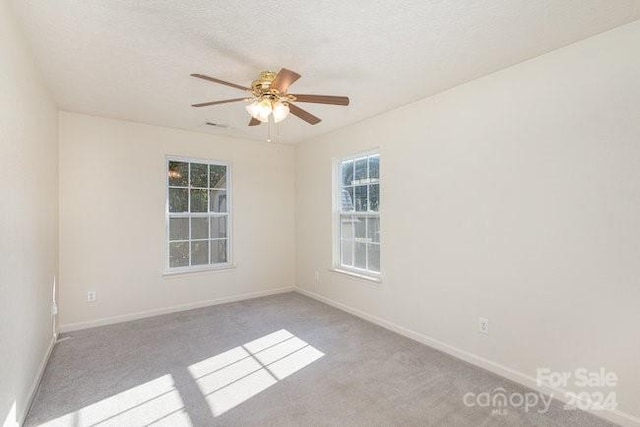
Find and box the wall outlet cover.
[479,317,489,335]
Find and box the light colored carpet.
[25,292,613,426]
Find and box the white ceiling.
[10,0,640,143]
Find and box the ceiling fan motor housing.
[251,71,278,97]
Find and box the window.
[334,151,380,278]
[166,157,231,271]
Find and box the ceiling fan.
[191,68,349,126]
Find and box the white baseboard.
[295,287,639,427]
[19,333,57,426]
[59,286,295,333]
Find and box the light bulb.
[245,100,261,119]
[256,98,272,122]
[272,100,290,123]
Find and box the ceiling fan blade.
[192,98,247,107]
[248,117,261,126]
[289,103,321,125]
[270,68,301,93]
[290,94,350,106]
[191,74,250,91]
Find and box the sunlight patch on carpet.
[38,375,191,426]
[188,329,324,416]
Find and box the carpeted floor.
[25,292,613,426]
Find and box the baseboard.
[295,287,640,427]
[19,333,57,426]
[59,286,296,333]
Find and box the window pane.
[354,185,367,211]
[210,216,227,238]
[169,188,188,212]
[369,184,379,212]
[354,216,366,239]
[190,189,208,212]
[210,189,227,212]
[341,187,354,212]
[368,155,379,180]
[169,242,189,268]
[354,158,367,182]
[368,244,380,272]
[354,242,366,269]
[341,160,354,186]
[169,217,189,241]
[191,241,209,266]
[210,165,227,189]
[341,240,353,267]
[367,217,380,243]
[190,163,208,188]
[340,216,354,240]
[168,161,188,187]
[191,217,208,239]
[211,239,227,264]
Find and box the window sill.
[329,268,382,285]
[163,264,237,278]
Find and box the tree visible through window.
[167,158,230,270]
[336,152,380,276]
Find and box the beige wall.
[58,113,295,330]
[295,20,640,424]
[0,1,59,426]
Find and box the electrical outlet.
[87,291,96,302]
[479,317,489,335]
[314,271,320,282]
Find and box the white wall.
[58,113,295,330]
[295,20,640,424]
[0,1,59,426]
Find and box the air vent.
[205,121,229,128]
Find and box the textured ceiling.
[10,0,640,143]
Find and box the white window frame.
[165,155,232,274]
[332,149,381,281]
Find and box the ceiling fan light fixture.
[272,100,290,123]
